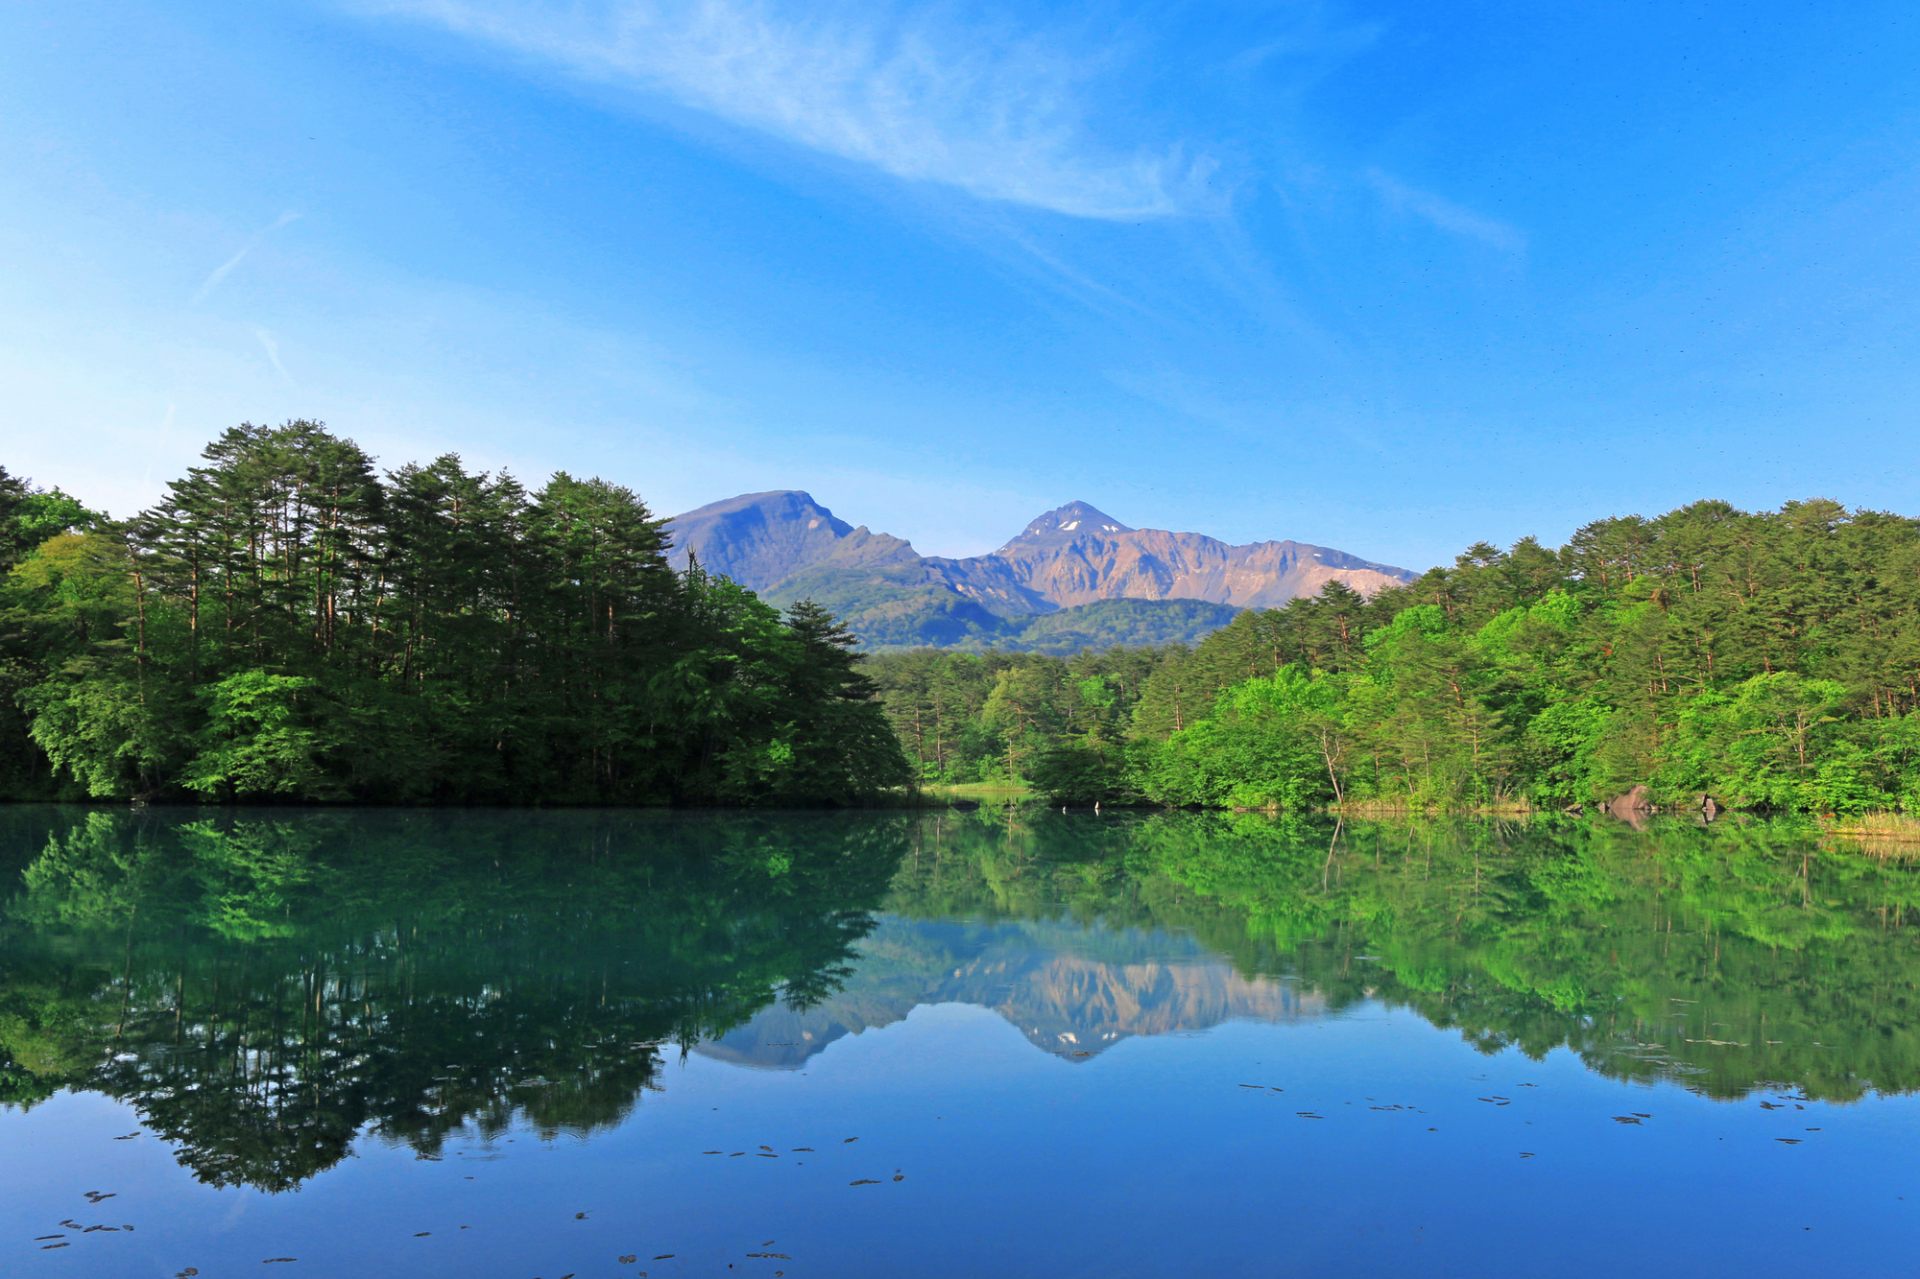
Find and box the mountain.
[663,490,919,585]
[985,499,1411,611]
[665,491,1414,650]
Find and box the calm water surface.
[2,806,1917,1277]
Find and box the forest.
[0,423,908,804]
[9,426,1920,816]
[866,499,1920,814]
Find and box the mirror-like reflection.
[4,806,1919,1199]
[0,809,902,1189]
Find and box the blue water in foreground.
[1,807,1916,1276]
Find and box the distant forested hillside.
[0,423,907,804]
[711,551,1239,652]
[966,599,1240,654]
[865,499,1920,814]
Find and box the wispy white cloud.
[191,210,302,304]
[1363,168,1524,255]
[355,0,1210,219]
[1228,14,1386,75]
[253,326,294,384]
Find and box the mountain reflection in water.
[2,805,1918,1194]
[699,918,1323,1069]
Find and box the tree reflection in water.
[2,806,1918,1192]
[0,809,904,1189]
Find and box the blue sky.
[3,0,1917,570]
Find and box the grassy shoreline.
[904,788,1920,842]
[1819,812,1920,850]
[905,780,1036,805]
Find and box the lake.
[2,806,1917,1277]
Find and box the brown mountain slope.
[984,501,1410,609]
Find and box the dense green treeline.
[0,424,907,803]
[14,431,1920,814]
[863,645,1167,796]
[867,499,1920,813]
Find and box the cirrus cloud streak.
[356,0,1212,220]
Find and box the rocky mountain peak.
[696,489,846,531]
[1011,500,1133,546]
[664,489,913,590]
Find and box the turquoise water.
[2,807,1917,1276]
